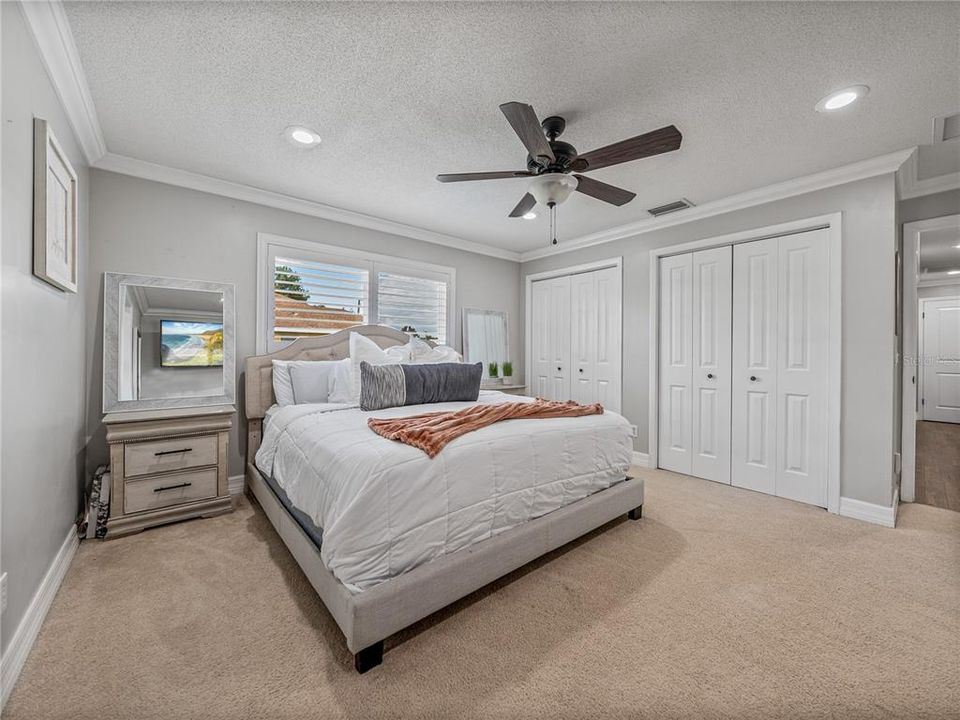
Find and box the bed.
[244,325,643,673]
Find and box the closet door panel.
[775,229,829,507]
[691,246,732,484]
[732,239,778,494]
[531,276,571,401]
[549,276,572,401]
[570,272,597,405]
[658,254,694,474]
[531,280,553,399]
[594,266,622,412]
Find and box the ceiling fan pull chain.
[549,202,558,245]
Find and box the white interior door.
[593,266,622,412]
[658,254,694,474]
[531,276,571,401]
[570,271,597,406]
[691,246,732,484]
[774,229,830,506]
[731,238,779,495]
[921,296,960,423]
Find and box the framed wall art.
[33,118,78,293]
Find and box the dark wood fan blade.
[508,193,537,218]
[573,175,636,206]
[436,171,533,183]
[499,102,555,164]
[575,125,682,172]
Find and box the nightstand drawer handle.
[154,448,192,456]
[153,482,192,493]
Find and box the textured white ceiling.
[63,1,960,253]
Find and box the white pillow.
[327,358,354,404]
[288,362,336,404]
[409,336,463,364]
[273,360,337,406]
[348,333,409,401]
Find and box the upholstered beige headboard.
[243,324,419,463]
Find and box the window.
[258,234,455,352]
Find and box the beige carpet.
[5,468,959,720]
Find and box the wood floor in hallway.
[916,420,960,512]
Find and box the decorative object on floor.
[436,101,682,244]
[33,118,78,293]
[79,465,111,540]
[102,405,234,538]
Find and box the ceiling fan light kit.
[437,101,683,246]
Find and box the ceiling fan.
[437,101,682,243]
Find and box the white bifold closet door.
[530,267,621,411]
[659,228,830,507]
[570,266,622,410]
[731,229,830,507]
[658,247,732,481]
[531,275,571,402]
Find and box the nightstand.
[103,405,234,538]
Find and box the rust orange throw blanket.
[367,400,604,458]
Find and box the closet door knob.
[750,375,758,382]
[707,373,714,379]
[579,368,584,374]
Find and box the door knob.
[707,373,714,379]
[579,368,584,373]
[750,375,758,382]
[557,367,561,372]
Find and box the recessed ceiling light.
[284,125,321,147]
[954,244,960,249]
[815,85,870,113]
[522,212,537,220]
[948,270,960,275]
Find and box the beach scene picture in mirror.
[161,320,224,367]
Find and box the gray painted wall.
[899,189,959,224]
[1,3,89,653]
[85,170,522,478]
[521,174,898,507]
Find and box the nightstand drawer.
[124,435,218,477]
[124,468,218,514]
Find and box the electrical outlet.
[629,424,639,438]
[1,572,7,615]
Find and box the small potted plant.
[487,361,500,384]
[502,361,514,384]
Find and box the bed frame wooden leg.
[354,641,384,674]
[627,505,642,520]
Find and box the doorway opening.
[901,215,960,512]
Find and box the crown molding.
[20,0,106,164]
[94,153,522,262]
[519,148,914,262]
[897,147,960,201]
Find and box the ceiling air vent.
[647,198,694,217]
[933,112,960,143]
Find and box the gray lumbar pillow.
[360,361,482,411]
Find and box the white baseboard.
[1,526,79,709]
[839,489,899,528]
[228,474,245,496]
[631,451,651,468]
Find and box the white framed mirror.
[103,272,236,412]
[462,308,509,382]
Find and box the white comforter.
[255,391,632,592]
